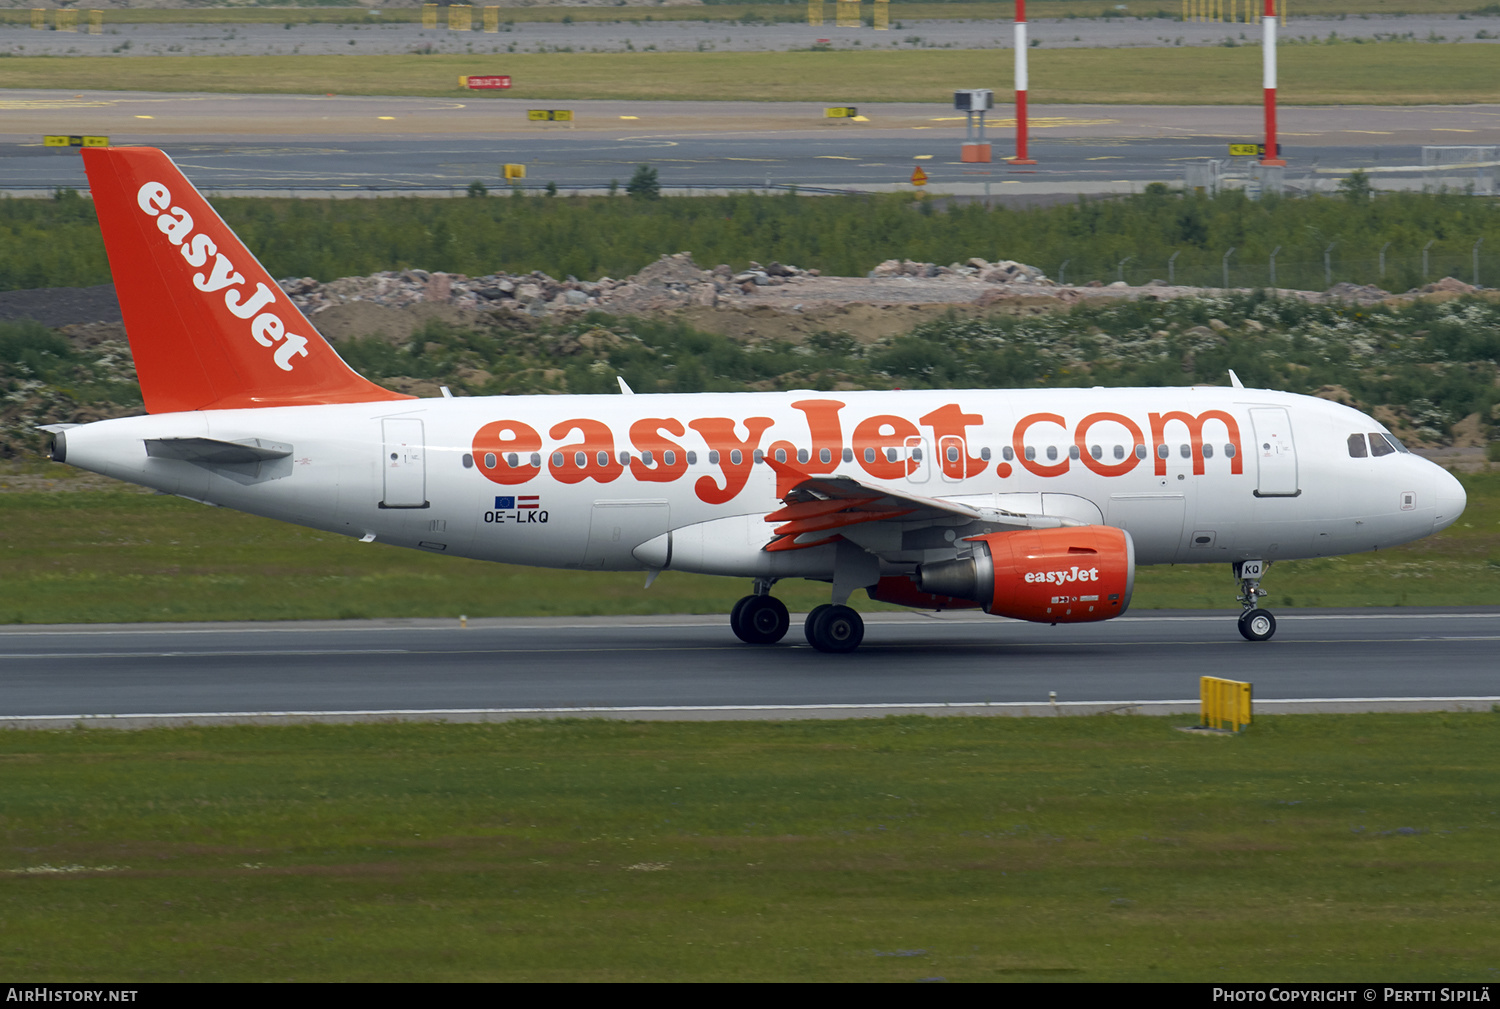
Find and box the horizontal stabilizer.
[145,437,292,465]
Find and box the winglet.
[83,146,412,413]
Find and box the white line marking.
[4,697,1497,725]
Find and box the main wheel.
[729,594,756,643]
[806,604,865,654]
[739,595,790,644]
[1237,608,1276,642]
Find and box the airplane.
[44,147,1467,652]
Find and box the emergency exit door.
[1249,407,1299,497]
[381,418,428,508]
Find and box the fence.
[1051,245,1495,291]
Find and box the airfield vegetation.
[0,2,1492,26]
[0,713,1496,981]
[0,470,1493,623]
[0,44,1495,105]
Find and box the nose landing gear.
[1235,559,1276,641]
[730,579,790,644]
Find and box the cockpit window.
[1368,432,1396,457]
[1347,433,1368,458]
[1387,433,1410,454]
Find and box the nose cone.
[1432,467,1467,534]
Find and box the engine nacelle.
[916,525,1135,623]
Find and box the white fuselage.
[58,385,1465,581]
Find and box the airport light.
[1011,0,1037,165]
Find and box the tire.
[729,594,756,643]
[803,604,833,648]
[740,595,790,644]
[807,604,865,654]
[1238,608,1276,642]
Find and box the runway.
[2,609,1497,726]
[5,93,1499,195]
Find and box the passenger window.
[979,447,991,461]
[1002,446,1015,461]
[552,452,564,468]
[1179,444,1191,459]
[1113,445,1125,460]
[912,447,923,461]
[1090,444,1102,460]
[709,450,720,465]
[1045,446,1057,461]
[820,448,832,464]
[463,454,475,469]
[774,448,787,463]
[729,450,742,465]
[484,453,496,469]
[886,447,899,463]
[797,448,809,464]
[1224,444,1236,458]
[946,446,960,463]
[842,448,853,463]
[641,449,654,466]
[686,451,697,465]
[663,450,676,466]
[1024,446,1036,461]
[507,452,519,467]
[1136,445,1148,459]
[1347,433,1368,458]
[753,449,765,464]
[1368,432,1396,457]
[618,451,630,465]
[1068,445,1080,460]
[1157,444,1170,459]
[864,447,876,464]
[530,453,541,468]
[1203,444,1214,459]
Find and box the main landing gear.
[728,580,865,652]
[1234,559,1277,642]
[730,580,790,645]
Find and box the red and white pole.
[1261,0,1286,166]
[1012,0,1036,164]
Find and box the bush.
[626,165,660,201]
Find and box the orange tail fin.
[83,146,411,413]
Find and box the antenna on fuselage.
[617,376,635,395]
[1228,370,1245,390]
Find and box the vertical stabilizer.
[83,146,412,413]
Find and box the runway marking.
[0,611,1495,638]
[1086,156,1121,160]
[914,154,933,160]
[5,697,1496,727]
[1344,130,1393,135]
[816,155,859,160]
[1433,128,1476,132]
[7,633,1500,662]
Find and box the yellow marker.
[135,115,153,120]
[619,115,639,120]
[1086,156,1121,161]
[913,154,933,160]
[503,163,526,181]
[850,116,869,122]
[378,116,396,121]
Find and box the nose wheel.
[1234,559,1276,642]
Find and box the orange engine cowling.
[915,525,1135,623]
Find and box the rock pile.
[866,257,1054,285]
[276,252,829,320]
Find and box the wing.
[761,457,1077,557]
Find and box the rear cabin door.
[381,418,428,508]
[1249,407,1299,497]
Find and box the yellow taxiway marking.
[619,115,639,120]
[377,116,395,120]
[1344,130,1393,135]
[816,155,858,160]
[725,157,780,162]
[1433,128,1476,132]
[914,154,934,160]
[1086,156,1121,160]
[135,115,153,119]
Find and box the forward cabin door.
[1249,407,1299,497]
[381,418,428,508]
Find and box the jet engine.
[916,526,1135,623]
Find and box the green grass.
[1,45,1496,105]
[1,713,1497,981]
[1,469,1495,623]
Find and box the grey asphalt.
[1,609,1497,723]
[6,15,1496,58]
[8,99,1499,196]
